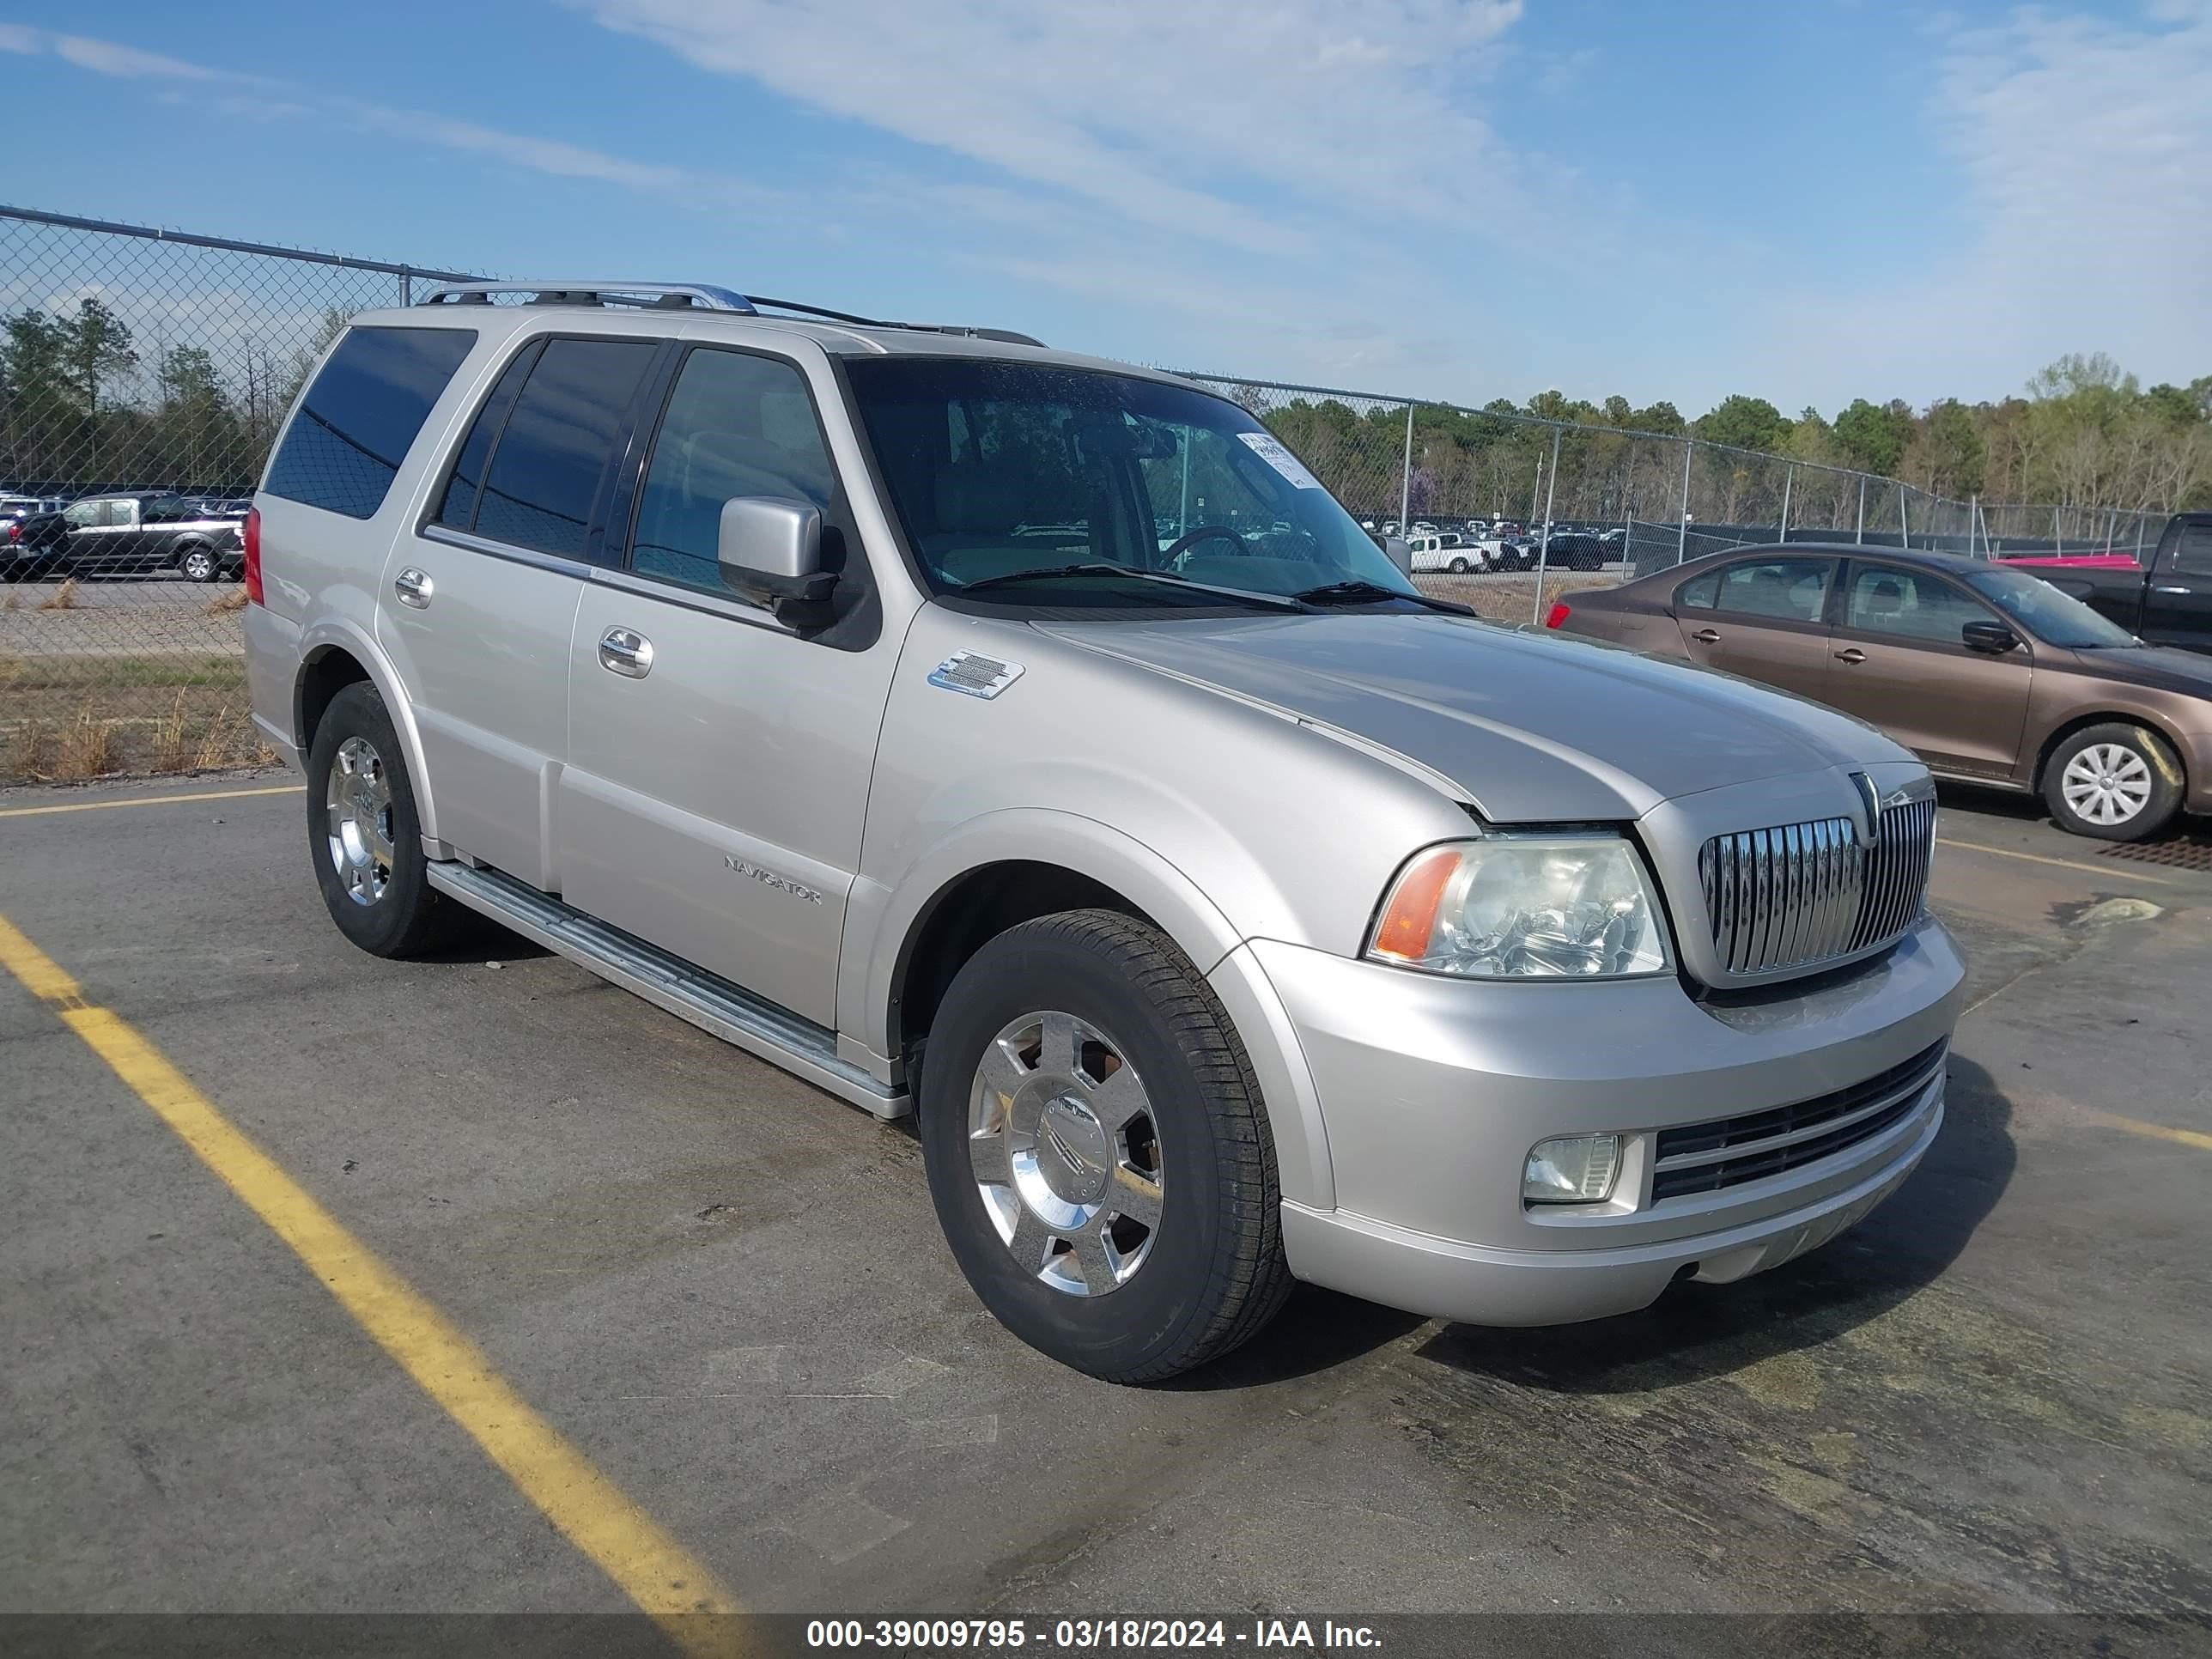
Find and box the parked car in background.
[2009,513,2211,657]
[243,282,1962,1382]
[1405,532,1486,573]
[9,491,246,582]
[1535,532,1612,571]
[1552,543,2212,841]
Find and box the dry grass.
[152,689,194,773]
[204,587,249,615]
[53,709,120,779]
[8,720,54,780]
[2,590,19,612]
[36,577,81,611]
[191,702,239,770]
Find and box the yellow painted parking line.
[0,783,304,819]
[2097,1111,2212,1152]
[0,912,743,1650]
[1935,836,2191,886]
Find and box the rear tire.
[2043,722,2183,842]
[918,909,1294,1382]
[304,683,470,957]
[1448,556,1471,574]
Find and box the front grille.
[1650,1038,1946,1200]
[1699,796,1936,976]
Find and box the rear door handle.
[1690,628,1721,643]
[2152,584,2192,595]
[393,567,434,608]
[598,627,654,678]
[1834,647,1867,664]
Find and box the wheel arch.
[292,621,444,842]
[2031,708,2191,794]
[847,811,1334,1208]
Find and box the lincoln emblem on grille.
[1849,771,1881,843]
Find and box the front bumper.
[1245,915,1965,1327]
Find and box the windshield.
[1962,565,2138,648]
[844,358,1419,607]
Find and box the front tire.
[919,910,1294,1382]
[2044,722,2183,842]
[305,683,469,956]
[179,544,220,583]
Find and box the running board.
[425,861,909,1119]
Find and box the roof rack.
[410,281,1046,347]
[415,281,757,313]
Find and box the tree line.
[0,297,345,495]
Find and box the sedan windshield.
[1962,565,2138,648]
[843,358,1419,608]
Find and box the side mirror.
[1960,618,2020,654]
[1383,535,1413,576]
[718,496,836,624]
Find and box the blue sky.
[3,1,2207,416]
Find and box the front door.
[1822,561,2033,777]
[380,331,662,887]
[2142,518,2212,654]
[1672,555,1840,702]
[558,340,896,1027]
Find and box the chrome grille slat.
[1697,796,1932,980]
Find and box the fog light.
[1523,1133,1621,1203]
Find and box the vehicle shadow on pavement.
[1163,1285,1429,1390]
[1409,1052,2016,1395]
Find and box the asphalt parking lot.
[3,772,2209,1642]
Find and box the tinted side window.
[1712,558,1832,622]
[631,348,836,592]
[435,339,544,532]
[264,326,477,519]
[1676,571,1719,610]
[475,338,657,560]
[2171,524,2212,579]
[1843,567,1988,643]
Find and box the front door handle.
[2152,583,2192,595]
[393,567,434,608]
[598,627,654,679]
[1690,628,1721,644]
[1834,647,1867,664]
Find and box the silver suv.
[242,282,1964,1381]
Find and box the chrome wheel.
[181,546,216,581]
[324,735,395,905]
[2061,743,2151,826]
[968,1010,1163,1297]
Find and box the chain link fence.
[0,205,2175,786]
[1,208,475,783]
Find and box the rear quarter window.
[264,325,477,519]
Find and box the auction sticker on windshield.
[1237,431,1324,489]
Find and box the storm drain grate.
[2097,836,2212,872]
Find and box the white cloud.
[0,22,42,53]
[1753,1,2212,406]
[52,33,218,80]
[577,0,1532,252]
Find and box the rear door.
[2142,518,2212,654]
[558,336,894,1026]
[1822,561,2033,777]
[380,331,664,889]
[1672,555,1839,701]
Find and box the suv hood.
[1037,611,1913,822]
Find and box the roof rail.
[412,281,1045,346]
[415,281,758,313]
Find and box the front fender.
[840,806,1335,1208]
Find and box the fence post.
[1676,440,1692,564]
[1398,404,1414,531]
[399,270,412,306]
[1855,475,1865,544]
[1778,464,1794,545]
[2135,514,2148,564]
[1899,489,1909,549]
[1531,427,1562,624]
[2053,506,2062,556]
[2104,508,2116,555]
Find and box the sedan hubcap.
[325,735,395,905]
[2061,744,2151,826]
[968,1010,1163,1297]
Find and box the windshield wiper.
[1291,580,1473,615]
[955,562,1309,612]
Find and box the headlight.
[1365,834,1670,979]
[1523,1133,1622,1203]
